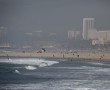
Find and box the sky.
[0,0,110,41]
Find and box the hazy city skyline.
[0,0,110,43]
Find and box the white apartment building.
[88,30,110,45]
[83,18,95,40]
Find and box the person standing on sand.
[77,55,79,58]
[63,54,64,58]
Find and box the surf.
[0,58,59,68]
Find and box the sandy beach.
[0,51,110,61]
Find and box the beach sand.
[0,51,110,61]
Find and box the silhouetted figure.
[77,55,79,58]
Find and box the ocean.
[0,58,110,90]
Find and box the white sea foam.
[51,66,96,70]
[75,88,96,90]
[0,58,59,68]
[24,66,37,70]
[39,62,48,67]
[15,69,20,74]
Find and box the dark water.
[0,58,110,90]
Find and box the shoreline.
[0,51,110,61]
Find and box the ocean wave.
[0,58,59,68]
[88,62,110,67]
[1,80,110,90]
[14,69,20,74]
[75,88,96,90]
[24,66,37,70]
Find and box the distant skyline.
[0,0,110,41]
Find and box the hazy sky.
[0,0,110,39]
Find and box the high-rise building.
[83,18,94,40]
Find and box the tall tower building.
[83,18,94,40]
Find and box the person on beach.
[77,55,79,58]
[63,54,64,58]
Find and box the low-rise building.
[88,29,98,40]
[88,29,110,45]
[68,30,80,39]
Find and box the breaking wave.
[24,66,37,70]
[0,58,59,68]
[14,69,20,74]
